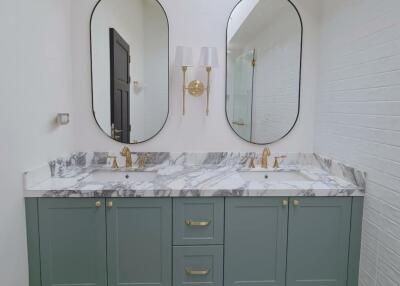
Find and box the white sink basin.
[239,170,313,182]
[81,170,157,183]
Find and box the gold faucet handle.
[273,155,287,169]
[137,153,149,169]
[107,156,119,169]
[248,155,256,168]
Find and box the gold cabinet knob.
[293,200,300,206]
[107,201,113,208]
[282,200,288,207]
[95,201,102,208]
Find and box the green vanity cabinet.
[106,198,172,286]
[38,198,108,286]
[25,197,363,286]
[224,198,289,286]
[286,198,352,286]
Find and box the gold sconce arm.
[182,66,187,115]
[206,66,212,115]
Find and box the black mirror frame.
[90,0,170,144]
[225,0,303,145]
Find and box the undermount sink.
[81,170,157,183]
[239,170,313,182]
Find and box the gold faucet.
[273,155,287,169]
[120,146,133,168]
[261,147,271,169]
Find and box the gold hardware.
[179,66,212,115]
[185,268,210,276]
[107,201,113,208]
[261,147,271,169]
[95,201,102,208]
[120,146,133,168]
[252,59,256,67]
[185,219,210,227]
[273,155,287,169]
[108,156,119,169]
[282,200,288,207]
[138,153,149,170]
[182,66,187,115]
[248,156,256,168]
[187,80,205,96]
[293,200,300,206]
[206,66,212,115]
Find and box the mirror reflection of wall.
[226,0,302,144]
[91,0,168,144]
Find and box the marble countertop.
[23,152,366,198]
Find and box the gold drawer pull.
[185,268,210,276]
[185,219,210,227]
[95,201,102,208]
[293,200,300,206]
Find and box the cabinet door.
[106,198,172,286]
[286,198,352,286]
[38,198,107,286]
[224,198,288,286]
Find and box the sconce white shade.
[175,46,193,67]
[199,47,219,68]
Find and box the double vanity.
[24,151,365,286]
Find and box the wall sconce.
[175,46,218,115]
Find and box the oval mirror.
[91,0,169,144]
[226,0,302,144]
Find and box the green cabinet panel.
[106,198,172,286]
[173,246,223,286]
[25,198,41,286]
[173,198,224,245]
[286,197,352,286]
[38,198,107,286]
[347,197,364,286]
[224,198,288,286]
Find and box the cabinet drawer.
[173,198,224,245]
[173,246,223,286]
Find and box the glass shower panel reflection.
[227,49,255,141]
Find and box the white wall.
[0,0,75,285]
[314,0,400,285]
[71,0,320,153]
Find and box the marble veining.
[24,152,366,198]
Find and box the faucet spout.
[261,147,271,168]
[120,146,133,168]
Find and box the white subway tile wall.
[315,0,400,285]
